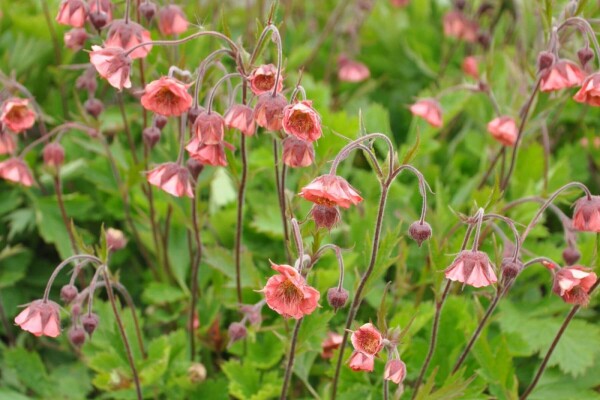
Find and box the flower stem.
[206,73,241,114]
[53,174,79,254]
[124,31,240,58]
[280,317,303,400]
[43,255,103,302]
[41,0,68,119]
[189,183,203,361]
[117,93,139,165]
[273,139,292,264]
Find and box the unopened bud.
[562,246,581,265]
[477,32,491,49]
[84,98,104,119]
[106,228,127,251]
[500,257,524,281]
[60,284,78,303]
[327,287,349,310]
[228,322,247,345]
[310,204,341,230]
[43,143,65,168]
[69,327,87,346]
[537,51,555,71]
[188,106,203,125]
[140,1,157,22]
[81,313,99,336]
[577,47,594,67]
[143,126,161,148]
[188,363,207,383]
[186,158,204,180]
[153,114,168,130]
[408,221,432,247]
[89,12,108,31]
[454,0,466,10]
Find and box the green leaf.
[0,246,31,288]
[141,282,187,305]
[3,348,53,396]
[246,332,285,370]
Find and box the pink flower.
[104,20,152,60]
[1,98,36,133]
[310,204,341,230]
[351,323,383,356]
[106,227,127,251]
[348,351,375,371]
[89,45,131,90]
[462,56,479,80]
[261,262,320,319]
[384,359,407,384]
[248,64,283,95]
[146,162,194,197]
[186,139,229,167]
[552,266,597,306]
[14,300,61,337]
[573,72,600,106]
[282,100,322,142]
[445,250,497,288]
[0,132,16,155]
[254,93,288,131]
[192,111,225,144]
[410,99,442,128]
[540,60,585,92]
[391,0,410,7]
[338,55,370,83]
[88,0,113,23]
[487,116,518,146]
[321,332,344,359]
[157,5,189,36]
[443,11,479,42]
[224,104,256,136]
[282,136,314,168]
[572,195,600,232]
[140,77,192,116]
[56,0,87,28]
[300,174,363,208]
[0,158,34,187]
[64,28,88,51]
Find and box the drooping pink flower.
[462,56,479,79]
[89,45,132,90]
[384,359,407,384]
[186,139,229,167]
[487,116,518,146]
[56,0,87,28]
[0,132,16,155]
[572,195,600,232]
[282,136,314,168]
[140,77,192,116]
[338,55,370,82]
[321,332,344,359]
[282,100,322,142]
[104,20,152,60]
[254,93,288,131]
[410,99,442,128]
[224,104,256,136]
[351,323,383,356]
[261,262,320,319]
[157,5,189,36]
[443,10,479,42]
[573,72,600,106]
[540,60,585,92]
[1,98,36,133]
[349,351,375,371]
[88,0,113,23]
[14,300,61,337]
[248,64,284,95]
[0,158,34,187]
[552,266,597,306]
[146,162,194,197]
[192,111,225,144]
[444,250,497,288]
[64,28,89,51]
[300,174,363,208]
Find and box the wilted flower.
[321,332,343,359]
[104,20,152,60]
[444,250,497,288]
[1,98,36,133]
[248,64,283,95]
[89,45,132,90]
[0,132,16,155]
[157,5,189,36]
[141,77,192,116]
[282,100,322,142]
[552,266,597,305]
[337,55,370,82]
[540,60,585,92]
[384,359,407,384]
[282,136,314,168]
[572,195,600,232]
[224,104,255,136]
[573,73,600,106]
[253,93,288,131]
[410,99,442,128]
[147,162,194,197]
[487,116,518,146]
[300,174,363,208]
[14,300,61,337]
[64,28,88,50]
[56,0,87,28]
[0,158,34,187]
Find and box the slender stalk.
[383,379,390,400]
[280,317,303,400]
[43,255,103,301]
[189,184,203,361]
[41,0,68,119]
[117,93,139,165]
[273,139,291,264]
[477,147,505,189]
[53,174,79,254]
[124,31,240,58]
[0,290,15,345]
[234,133,248,303]
[19,122,94,159]
[206,73,241,113]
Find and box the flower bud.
[60,284,78,303]
[64,28,88,51]
[143,126,161,148]
[84,98,104,119]
[240,304,262,326]
[89,11,109,31]
[187,106,203,125]
[577,47,594,67]
[69,326,86,346]
[327,287,349,310]
[537,51,555,71]
[106,228,127,251]
[562,246,581,265]
[500,257,524,281]
[408,221,432,247]
[139,1,157,21]
[227,322,247,345]
[153,114,168,130]
[43,143,65,168]
[81,313,99,336]
[76,69,97,93]
[71,303,81,317]
[186,158,204,180]
[453,0,466,10]
[188,363,207,383]
[477,31,491,49]
[310,204,341,230]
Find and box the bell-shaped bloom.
[224,104,256,136]
[443,11,479,42]
[89,45,132,90]
[282,100,322,142]
[1,98,36,133]
[186,139,229,167]
[14,300,61,337]
[410,99,442,128]
[104,20,152,59]
[349,351,375,371]
[146,162,194,197]
[540,60,585,92]
[282,136,314,168]
[261,262,320,319]
[88,0,113,23]
[573,72,600,106]
[338,55,370,82]
[462,56,479,80]
[351,323,383,356]
[254,93,288,131]
[248,64,284,95]
[552,266,597,306]
[487,116,518,146]
[157,5,189,36]
[321,332,344,359]
[64,28,88,51]
[384,359,407,384]
[0,158,34,187]
[572,195,600,232]
[445,250,497,288]
[192,111,225,144]
[56,0,87,28]
[300,174,363,208]
[140,76,192,116]
[0,132,16,155]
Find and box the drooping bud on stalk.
[327,287,349,310]
[186,158,204,180]
[84,98,104,119]
[577,47,594,67]
[227,322,247,345]
[43,143,66,168]
[537,51,555,72]
[500,257,524,282]
[89,10,108,30]
[153,114,168,130]
[81,312,99,336]
[69,326,87,346]
[562,246,581,265]
[143,126,161,148]
[310,204,341,230]
[64,28,88,51]
[408,221,432,247]
[139,1,157,22]
[187,106,203,126]
[60,284,79,303]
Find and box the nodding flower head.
[552,266,597,306]
[282,100,322,142]
[1,98,36,133]
[56,0,87,28]
[81,312,99,336]
[462,56,479,80]
[310,204,341,230]
[351,323,383,356]
[327,287,349,310]
[537,51,555,72]
[146,162,194,198]
[384,359,407,384]
[248,64,284,95]
[14,300,61,337]
[104,20,152,60]
[321,331,344,359]
[573,72,600,107]
[88,0,113,29]
[69,326,86,346]
[60,284,79,303]
[224,104,256,136]
[444,250,498,288]
[408,221,432,247]
[572,195,600,232]
[348,350,375,371]
[487,116,518,146]
[192,111,225,145]
[577,47,595,68]
[442,10,479,42]
[410,99,442,128]
[139,1,158,22]
[540,59,585,92]
[0,132,16,155]
[282,136,315,168]
[106,228,127,251]
[227,322,247,345]
[186,139,229,167]
[64,28,89,51]
[43,143,65,168]
[253,93,288,131]
[300,174,363,209]
[157,5,189,36]
[0,158,35,187]
[337,55,370,83]
[261,262,320,319]
[89,45,132,90]
[141,76,192,116]
[500,257,524,282]
[562,246,581,266]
